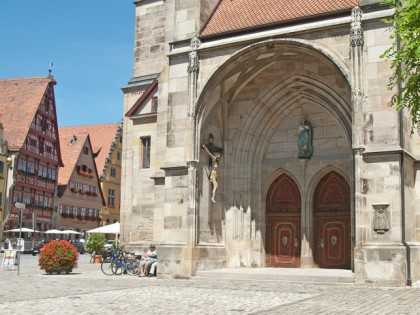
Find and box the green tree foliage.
[85,232,106,255]
[381,0,420,131]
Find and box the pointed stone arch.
[266,173,301,267]
[195,38,352,269]
[313,171,351,269]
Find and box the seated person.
[138,244,157,277]
[148,261,157,277]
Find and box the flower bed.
[38,240,79,274]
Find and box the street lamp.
[6,156,12,169]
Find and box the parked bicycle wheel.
[125,257,140,276]
[101,260,114,276]
[111,260,124,275]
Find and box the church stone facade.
[121,0,420,286]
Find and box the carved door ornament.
[372,203,390,235]
[294,238,299,248]
[331,236,337,246]
[282,236,288,246]
[320,239,324,248]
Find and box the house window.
[43,196,49,208]
[39,138,44,154]
[13,191,22,203]
[83,146,89,154]
[45,144,52,153]
[117,152,120,160]
[48,167,56,181]
[23,191,31,205]
[110,167,116,177]
[27,159,35,174]
[152,96,158,113]
[0,192,2,205]
[38,164,48,178]
[41,117,47,131]
[108,189,115,206]
[0,161,4,175]
[18,158,26,172]
[141,137,151,168]
[34,194,43,207]
[37,164,43,177]
[29,137,37,147]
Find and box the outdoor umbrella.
[44,229,64,234]
[62,230,83,235]
[86,222,120,235]
[87,222,120,244]
[5,228,41,233]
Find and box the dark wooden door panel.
[269,216,300,268]
[314,171,351,269]
[266,174,301,268]
[316,215,350,269]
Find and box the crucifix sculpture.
[202,133,223,203]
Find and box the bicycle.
[101,248,141,276]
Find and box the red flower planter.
[38,240,79,274]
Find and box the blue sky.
[0,1,135,126]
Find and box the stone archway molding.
[196,38,352,135]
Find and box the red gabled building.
[56,129,105,237]
[59,123,122,226]
[0,76,63,231]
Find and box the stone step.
[195,268,354,284]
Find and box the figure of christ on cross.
[202,143,221,203]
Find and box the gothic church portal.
[121,0,420,286]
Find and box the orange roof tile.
[57,129,89,186]
[0,76,56,150]
[59,123,121,175]
[57,127,106,205]
[201,0,358,37]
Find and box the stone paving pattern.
[0,254,419,314]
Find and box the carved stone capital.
[190,36,201,51]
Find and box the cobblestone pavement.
[1,253,419,315]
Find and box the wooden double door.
[266,174,301,268]
[313,172,351,269]
[266,172,350,269]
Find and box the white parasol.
[5,228,41,233]
[62,230,83,235]
[86,222,120,235]
[44,229,64,234]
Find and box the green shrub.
[85,233,106,255]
